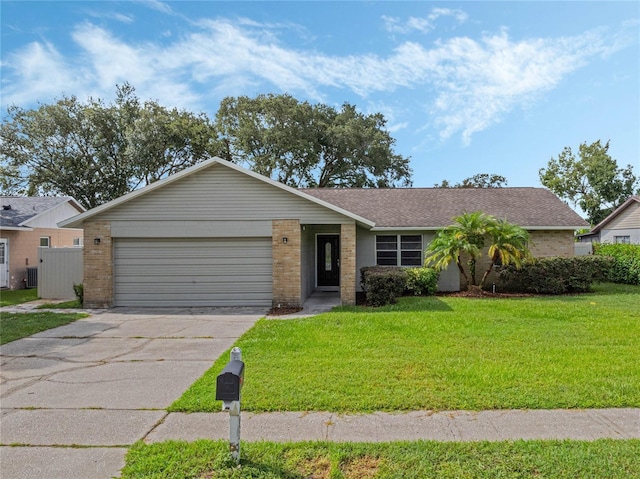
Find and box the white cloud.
[383,8,468,35]
[0,16,633,144]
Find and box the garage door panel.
[114,238,272,307]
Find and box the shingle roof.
[301,187,588,229]
[0,197,77,228]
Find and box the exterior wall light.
[282,237,288,244]
[94,238,101,245]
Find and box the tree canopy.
[216,94,412,188]
[0,84,222,208]
[539,140,639,224]
[435,173,508,188]
[2,89,413,207]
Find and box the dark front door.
[317,235,340,287]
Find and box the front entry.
[0,239,8,289]
[317,235,339,287]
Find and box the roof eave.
[0,226,34,231]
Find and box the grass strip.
[0,289,38,307]
[121,438,640,478]
[171,285,640,413]
[1,312,89,345]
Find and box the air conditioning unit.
[26,267,38,289]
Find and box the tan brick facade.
[340,223,356,305]
[529,230,575,258]
[462,229,577,289]
[83,220,114,308]
[272,219,301,307]
[2,228,82,290]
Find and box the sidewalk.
[146,408,640,444]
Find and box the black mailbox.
[216,359,245,401]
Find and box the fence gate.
[38,247,83,299]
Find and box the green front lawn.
[121,439,640,479]
[0,312,89,345]
[0,288,38,307]
[171,284,640,413]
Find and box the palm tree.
[425,211,532,290]
[480,219,532,288]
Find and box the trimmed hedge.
[498,256,612,294]
[405,267,439,296]
[593,243,640,285]
[360,266,439,306]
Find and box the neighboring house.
[1,197,85,290]
[59,158,588,309]
[577,196,640,245]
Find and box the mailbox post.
[216,347,244,463]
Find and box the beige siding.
[606,202,640,230]
[99,164,350,226]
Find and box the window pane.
[377,250,397,266]
[40,237,50,247]
[401,250,422,266]
[376,235,397,250]
[325,242,332,271]
[401,235,422,250]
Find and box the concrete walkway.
[1,299,639,479]
[1,306,265,479]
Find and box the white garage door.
[114,238,272,307]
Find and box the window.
[39,237,50,247]
[73,237,83,247]
[614,236,631,244]
[376,235,422,267]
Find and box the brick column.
[83,220,114,308]
[340,223,356,305]
[272,220,301,308]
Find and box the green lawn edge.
[121,438,640,479]
[170,284,640,413]
[1,312,89,345]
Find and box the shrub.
[498,256,611,294]
[593,243,640,285]
[73,283,84,305]
[361,266,408,306]
[405,267,439,296]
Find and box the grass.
[36,299,82,309]
[0,311,89,345]
[0,288,38,307]
[121,439,640,478]
[171,283,640,413]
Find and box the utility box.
[215,359,245,401]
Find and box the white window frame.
[73,237,84,247]
[614,235,631,244]
[376,234,423,267]
[39,236,51,248]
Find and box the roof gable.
[1,197,84,229]
[588,196,640,234]
[302,187,588,229]
[59,158,374,228]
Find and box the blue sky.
[2,1,639,194]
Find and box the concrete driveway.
[0,307,264,479]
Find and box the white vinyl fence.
[574,242,593,256]
[38,247,83,299]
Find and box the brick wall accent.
[83,220,114,308]
[529,230,575,258]
[272,219,301,307]
[340,223,356,305]
[461,229,577,289]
